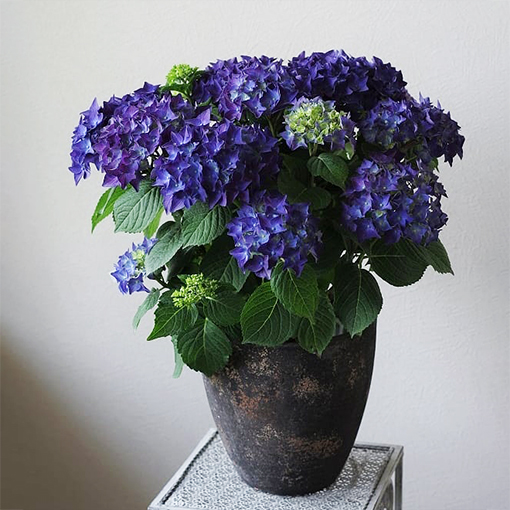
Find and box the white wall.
[1,1,508,509]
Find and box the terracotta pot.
[203,321,376,495]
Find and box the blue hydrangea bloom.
[359,98,412,149]
[340,157,447,245]
[192,55,297,120]
[70,83,188,190]
[69,98,103,184]
[286,50,407,116]
[70,83,280,215]
[415,95,465,165]
[359,95,465,165]
[152,118,279,213]
[111,237,157,294]
[226,191,321,279]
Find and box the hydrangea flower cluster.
[70,50,465,373]
[286,50,407,115]
[193,55,297,120]
[111,238,157,294]
[340,157,447,244]
[71,83,184,189]
[70,83,279,214]
[152,117,279,213]
[171,274,219,308]
[70,50,464,293]
[281,97,356,151]
[359,96,465,166]
[227,191,320,279]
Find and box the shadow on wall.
[1,334,148,510]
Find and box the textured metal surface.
[150,431,402,510]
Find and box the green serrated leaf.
[302,187,332,209]
[297,293,336,354]
[241,282,293,346]
[176,318,232,376]
[132,288,161,329]
[313,226,345,275]
[307,153,349,188]
[270,263,319,321]
[415,240,453,275]
[156,220,175,238]
[147,295,198,341]
[145,223,182,275]
[143,207,164,238]
[201,235,249,291]
[277,169,331,210]
[113,181,162,233]
[370,240,428,287]
[334,264,383,337]
[172,343,184,378]
[203,286,245,326]
[223,323,242,342]
[181,203,231,248]
[91,187,126,232]
[289,314,302,340]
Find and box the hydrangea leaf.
[312,226,345,275]
[147,294,198,341]
[277,169,331,210]
[172,342,184,378]
[181,203,231,248]
[223,323,242,342]
[201,235,249,291]
[113,181,162,234]
[370,240,428,286]
[132,288,161,329]
[241,282,293,346]
[334,264,383,337]
[203,286,245,326]
[91,186,126,232]
[297,293,336,354]
[413,240,453,275]
[270,263,319,321]
[307,153,349,189]
[143,207,164,239]
[145,223,182,275]
[281,153,310,183]
[176,318,232,376]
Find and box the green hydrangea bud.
[282,97,352,151]
[165,64,199,89]
[171,273,219,308]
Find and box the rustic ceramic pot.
[203,321,376,496]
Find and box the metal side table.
[149,429,403,510]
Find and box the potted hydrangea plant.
[69,50,464,495]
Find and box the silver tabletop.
[149,429,403,510]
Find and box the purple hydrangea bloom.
[93,83,188,190]
[111,237,157,294]
[69,98,103,184]
[69,83,190,190]
[192,55,297,120]
[286,50,407,116]
[226,191,321,279]
[340,157,447,245]
[359,98,412,148]
[152,118,279,213]
[359,96,464,166]
[415,95,465,165]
